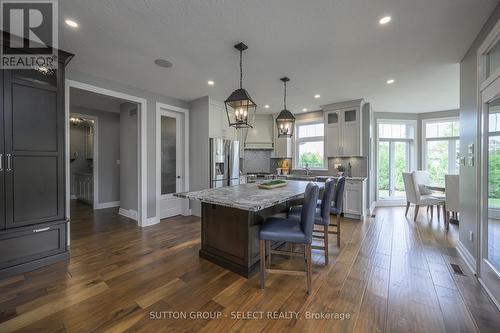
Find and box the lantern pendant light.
[275,77,295,138]
[224,42,257,129]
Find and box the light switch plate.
[469,231,473,242]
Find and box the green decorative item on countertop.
[257,180,288,189]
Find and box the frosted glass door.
[161,116,177,195]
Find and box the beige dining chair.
[402,172,445,221]
[444,174,459,230]
[413,170,443,219]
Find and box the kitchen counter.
[279,174,367,181]
[175,180,317,212]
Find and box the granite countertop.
[281,174,367,181]
[174,180,320,212]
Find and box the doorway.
[478,24,500,307]
[65,80,147,228]
[156,103,189,219]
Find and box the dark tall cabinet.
[0,49,73,278]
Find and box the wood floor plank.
[0,202,498,332]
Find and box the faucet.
[305,163,310,176]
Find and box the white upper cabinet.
[209,99,236,140]
[323,99,363,157]
[272,114,292,158]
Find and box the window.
[295,121,325,169]
[377,121,415,200]
[423,118,460,186]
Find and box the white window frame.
[294,118,327,170]
[375,119,417,203]
[422,117,460,179]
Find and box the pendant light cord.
[239,49,243,89]
[283,80,287,110]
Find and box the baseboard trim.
[70,194,77,200]
[141,217,160,227]
[118,208,138,221]
[457,240,477,275]
[478,277,500,311]
[94,201,120,210]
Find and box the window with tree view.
[296,122,325,169]
[377,122,415,200]
[423,119,459,186]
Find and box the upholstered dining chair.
[413,170,442,219]
[288,178,336,265]
[402,172,444,221]
[444,174,459,230]
[259,182,319,294]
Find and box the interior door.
[3,70,64,229]
[480,89,500,304]
[159,110,185,219]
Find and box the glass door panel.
[487,102,500,272]
[378,141,389,199]
[393,142,408,198]
[161,115,177,195]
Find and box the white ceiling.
[59,0,498,113]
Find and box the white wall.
[120,102,138,212]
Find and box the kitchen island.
[175,181,317,277]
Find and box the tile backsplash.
[242,150,271,174]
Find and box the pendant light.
[224,42,257,129]
[275,77,295,138]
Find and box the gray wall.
[69,125,92,195]
[459,4,500,260]
[120,103,138,212]
[71,106,121,204]
[67,69,189,218]
[189,96,210,216]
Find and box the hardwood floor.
[0,201,499,332]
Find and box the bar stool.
[288,178,336,265]
[259,182,319,294]
[327,177,345,246]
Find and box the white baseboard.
[457,240,477,275]
[118,208,138,221]
[141,216,160,227]
[375,200,405,207]
[182,209,193,216]
[94,201,120,210]
[479,277,500,311]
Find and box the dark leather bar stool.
[327,177,345,246]
[288,178,336,265]
[259,182,319,294]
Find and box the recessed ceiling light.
[65,19,79,28]
[379,16,392,25]
[314,94,320,99]
[207,80,215,86]
[264,105,270,109]
[386,79,395,84]
[302,108,308,112]
[154,59,173,68]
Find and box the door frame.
[69,113,98,205]
[65,80,148,227]
[155,102,190,220]
[476,17,500,309]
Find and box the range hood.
[244,115,274,150]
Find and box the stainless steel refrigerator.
[210,138,240,188]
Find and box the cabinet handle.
[33,227,50,233]
[6,154,11,171]
[0,154,2,171]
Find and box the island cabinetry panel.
[200,202,287,277]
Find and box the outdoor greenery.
[377,141,407,198]
[299,152,324,169]
[489,137,500,207]
[427,141,450,186]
